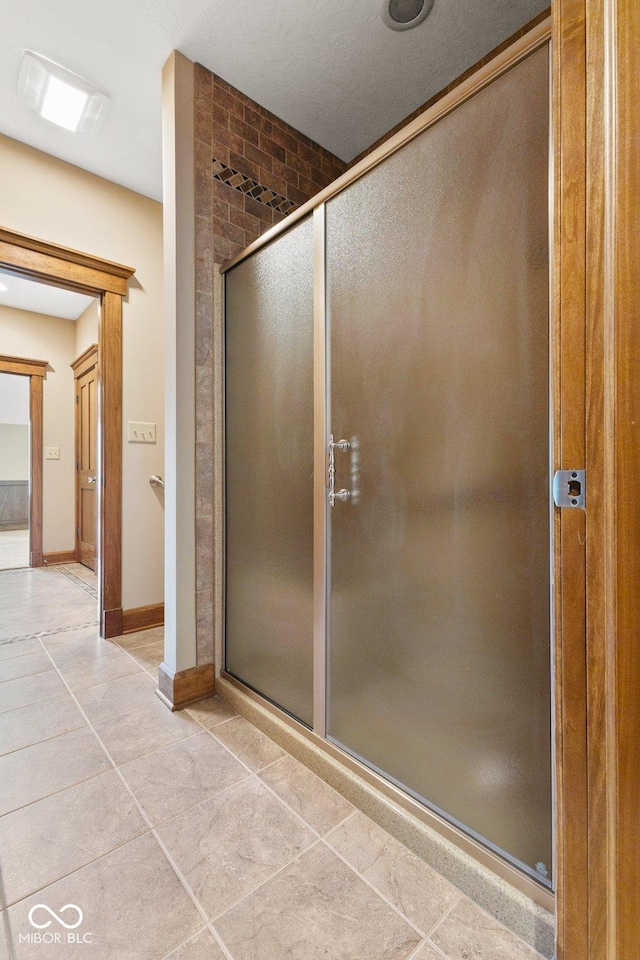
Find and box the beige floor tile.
[0,568,97,643]
[326,811,459,935]
[214,841,422,960]
[40,624,102,650]
[120,731,249,825]
[186,695,236,729]
[157,777,316,919]
[163,928,226,960]
[0,770,148,905]
[93,700,199,766]
[0,671,67,715]
[430,898,546,960]
[0,696,85,757]
[0,727,110,816]
[259,755,354,836]
[44,636,123,669]
[128,640,163,675]
[0,640,43,662]
[63,563,98,587]
[0,916,9,959]
[75,671,157,724]
[0,651,53,683]
[6,834,203,960]
[116,626,164,650]
[58,649,143,691]
[212,716,286,772]
[410,942,446,959]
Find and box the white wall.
[0,425,29,481]
[0,372,29,423]
[75,299,99,357]
[0,374,30,481]
[0,134,165,609]
[0,305,76,550]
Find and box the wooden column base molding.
[43,550,77,565]
[122,602,164,634]
[156,662,214,711]
[102,607,124,639]
[30,551,43,568]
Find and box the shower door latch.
[553,469,586,509]
[328,435,351,507]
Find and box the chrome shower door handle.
[328,434,351,507]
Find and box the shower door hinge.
[553,469,586,509]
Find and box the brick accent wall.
[195,65,346,265]
[193,64,347,666]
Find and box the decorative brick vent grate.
[212,158,297,216]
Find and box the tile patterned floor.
[0,567,546,960]
[0,530,29,572]
[0,566,97,644]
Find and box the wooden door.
[72,346,98,571]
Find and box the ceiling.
[0,270,93,320]
[0,0,547,202]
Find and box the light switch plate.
[45,447,60,460]
[127,422,156,444]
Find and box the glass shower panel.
[225,216,314,725]
[326,47,551,879]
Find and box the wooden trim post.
[552,2,589,956]
[99,292,123,638]
[29,375,44,567]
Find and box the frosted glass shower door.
[326,48,552,880]
[225,216,314,726]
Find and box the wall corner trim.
[102,606,124,638]
[157,661,214,710]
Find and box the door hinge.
[553,469,586,509]
[76,527,80,537]
[76,395,79,404]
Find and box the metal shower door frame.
[222,18,555,914]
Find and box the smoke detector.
[381,0,435,31]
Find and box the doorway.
[0,352,47,570]
[0,371,30,569]
[223,25,553,906]
[0,226,134,637]
[0,269,102,580]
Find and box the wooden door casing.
[0,229,134,638]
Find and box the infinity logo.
[28,904,84,930]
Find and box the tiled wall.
[193,64,347,665]
[194,66,346,266]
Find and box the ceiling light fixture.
[381,0,435,31]
[0,282,7,292]
[17,51,109,133]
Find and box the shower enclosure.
[225,30,552,895]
